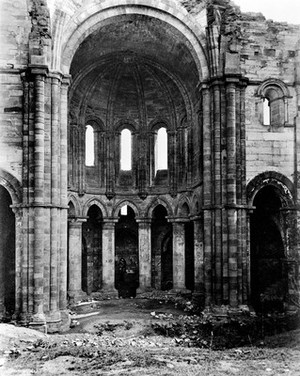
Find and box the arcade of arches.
[0,0,300,332]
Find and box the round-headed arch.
[56,1,208,79]
[0,168,21,205]
[247,171,295,208]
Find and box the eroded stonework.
[0,0,299,331]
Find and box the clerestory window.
[85,124,95,166]
[155,127,168,174]
[120,128,132,171]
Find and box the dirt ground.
[0,298,299,376]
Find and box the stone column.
[13,208,23,319]
[68,218,87,302]
[201,85,213,306]
[102,219,118,296]
[58,75,71,330]
[170,219,189,293]
[136,218,152,293]
[226,80,238,308]
[192,215,204,294]
[31,69,47,328]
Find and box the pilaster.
[169,218,190,293]
[102,219,118,296]
[136,218,152,293]
[68,217,87,303]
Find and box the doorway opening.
[0,185,15,317]
[250,186,288,312]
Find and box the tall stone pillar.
[30,68,47,328]
[226,80,238,308]
[136,218,152,293]
[170,220,189,293]
[201,85,213,306]
[68,218,87,302]
[58,75,71,331]
[13,208,23,319]
[192,215,204,294]
[102,219,118,296]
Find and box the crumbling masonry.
[0,0,299,332]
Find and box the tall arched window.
[257,79,290,129]
[85,125,94,166]
[120,128,132,171]
[155,127,168,173]
[263,98,270,126]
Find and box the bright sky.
[234,0,300,24]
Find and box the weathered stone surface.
[0,0,299,331]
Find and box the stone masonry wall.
[239,12,300,184]
[0,1,31,181]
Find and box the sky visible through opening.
[235,0,300,24]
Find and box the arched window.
[85,125,94,166]
[257,79,290,129]
[263,98,270,126]
[155,127,168,173]
[120,129,132,171]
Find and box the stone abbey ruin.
[0,0,300,331]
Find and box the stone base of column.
[68,289,87,304]
[28,313,47,333]
[169,288,191,296]
[59,309,71,332]
[136,287,154,296]
[94,288,119,300]
[46,311,62,333]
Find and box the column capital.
[190,214,203,221]
[61,74,71,87]
[102,218,118,226]
[68,216,87,225]
[167,216,190,223]
[27,64,49,77]
[136,217,152,224]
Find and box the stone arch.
[82,198,108,217]
[85,117,105,132]
[191,193,201,215]
[55,1,209,80]
[149,118,171,132]
[0,172,17,318]
[176,195,191,217]
[0,168,21,205]
[146,197,174,218]
[114,119,137,133]
[112,200,140,218]
[256,79,290,99]
[256,79,291,128]
[67,194,81,216]
[248,172,295,312]
[247,171,294,208]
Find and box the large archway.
[0,185,15,318]
[250,185,288,312]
